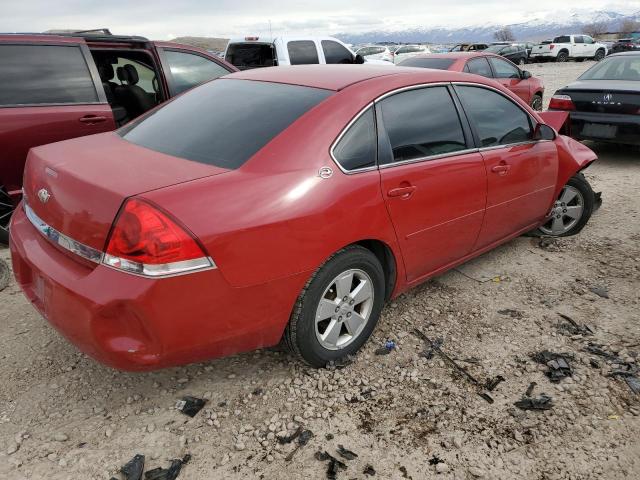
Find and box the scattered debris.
[399,465,411,479]
[144,455,191,480]
[497,309,523,318]
[327,356,354,370]
[515,394,554,411]
[363,465,376,476]
[121,454,145,480]
[557,313,593,336]
[608,368,640,395]
[375,340,396,355]
[278,426,302,444]
[315,451,347,479]
[336,444,358,461]
[537,237,556,250]
[585,343,620,362]
[325,433,334,441]
[589,286,609,299]
[419,336,443,360]
[413,328,494,403]
[284,429,313,461]
[252,387,264,396]
[532,350,573,382]
[525,382,537,397]
[0,259,8,292]
[485,375,506,392]
[175,396,207,418]
[429,455,444,465]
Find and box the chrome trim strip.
[373,81,450,103]
[25,203,104,264]
[378,148,480,169]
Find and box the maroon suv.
[0,29,237,243]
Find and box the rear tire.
[556,51,569,62]
[530,173,595,237]
[283,245,385,367]
[0,186,14,245]
[530,94,543,111]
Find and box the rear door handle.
[491,163,511,175]
[387,185,416,198]
[79,115,107,124]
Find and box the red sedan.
[398,52,545,111]
[10,65,598,370]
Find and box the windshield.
[579,56,640,81]
[121,79,332,169]
[398,57,455,69]
[225,43,275,70]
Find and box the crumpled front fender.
[553,134,597,197]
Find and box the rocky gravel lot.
[0,61,639,480]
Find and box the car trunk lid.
[561,80,640,115]
[23,132,229,252]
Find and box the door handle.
[387,185,416,198]
[491,163,511,175]
[79,115,107,124]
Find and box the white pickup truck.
[224,36,390,70]
[530,34,607,62]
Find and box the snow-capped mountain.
[336,9,640,44]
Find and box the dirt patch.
[0,62,639,480]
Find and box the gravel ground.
[1,61,639,480]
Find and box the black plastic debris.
[557,313,593,336]
[608,368,640,395]
[336,444,358,461]
[325,433,334,441]
[515,394,553,411]
[175,396,207,418]
[315,451,347,479]
[419,337,443,360]
[594,191,603,211]
[284,429,314,461]
[428,455,443,465]
[497,309,522,318]
[485,375,506,392]
[532,350,573,382]
[363,465,376,476]
[525,382,537,397]
[375,340,396,356]
[144,455,191,480]
[252,387,264,396]
[589,286,609,299]
[399,465,411,478]
[585,343,620,362]
[121,454,145,480]
[278,426,302,444]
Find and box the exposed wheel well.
[354,239,397,301]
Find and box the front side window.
[0,44,97,106]
[456,85,532,148]
[321,40,353,64]
[574,36,585,44]
[121,79,331,169]
[287,41,319,65]
[378,86,467,164]
[164,50,230,95]
[466,57,493,77]
[332,107,376,171]
[489,57,520,78]
[584,36,594,44]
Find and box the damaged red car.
[10,65,598,370]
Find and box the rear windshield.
[553,36,571,43]
[398,57,455,70]
[579,56,640,81]
[225,43,276,70]
[120,79,332,169]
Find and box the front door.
[377,85,487,282]
[454,84,558,248]
[488,56,530,103]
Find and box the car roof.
[609,51,640,57]
[0,31,149,43]
[407,52,500,60]
[226,64,483,91]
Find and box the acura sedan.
[11,65,598,370]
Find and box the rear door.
[0,39,115,195]
[320,39,355,64]
[488,57,530,102]
[377,85,487,282]
[286,39,321,65]
[454,84,557,248]
[156,45,235,96]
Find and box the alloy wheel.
[538,185,584,235]
[0,186,14,243]
[314,268,374,350]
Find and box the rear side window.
[225,43,276,70]
[466,57,493,77]
[398,57,455,69]
[287,41,319,65]
[164,50,230,94]
[554,36,571,43]
[456,85,532,148]
[121,79,331,169]
[378,86,467,164]
[0,44,97,106]
[489,57,520,79]
[332,107,376,171]
[321,40,353,64]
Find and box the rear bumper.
[567,111,640,146]
[9,206,306,371]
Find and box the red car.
[0,30,237,243]
[398,52,545,111]
[10,65,598,371]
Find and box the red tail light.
[549,94,575,111]
[550,45,555,50]
[104,199,213,277]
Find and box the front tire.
[284,245,385,367]
[556,51,569,62]
[594,49,605,61]
[0,186,14,245]
[531,173,595,237]
[530,94,543,111]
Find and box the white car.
[530,34,608,62]
[224,36,391,70]
[354,45,393,62]
[391,44,431,64]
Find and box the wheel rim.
[538,185,584,235]
[314,268,374,351]
[531,96,543,111]
[519,58,525,66]
[0,187,14,238]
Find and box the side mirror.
[522,70,532,79]
[534,123,556,141]
[354,54,365,64]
